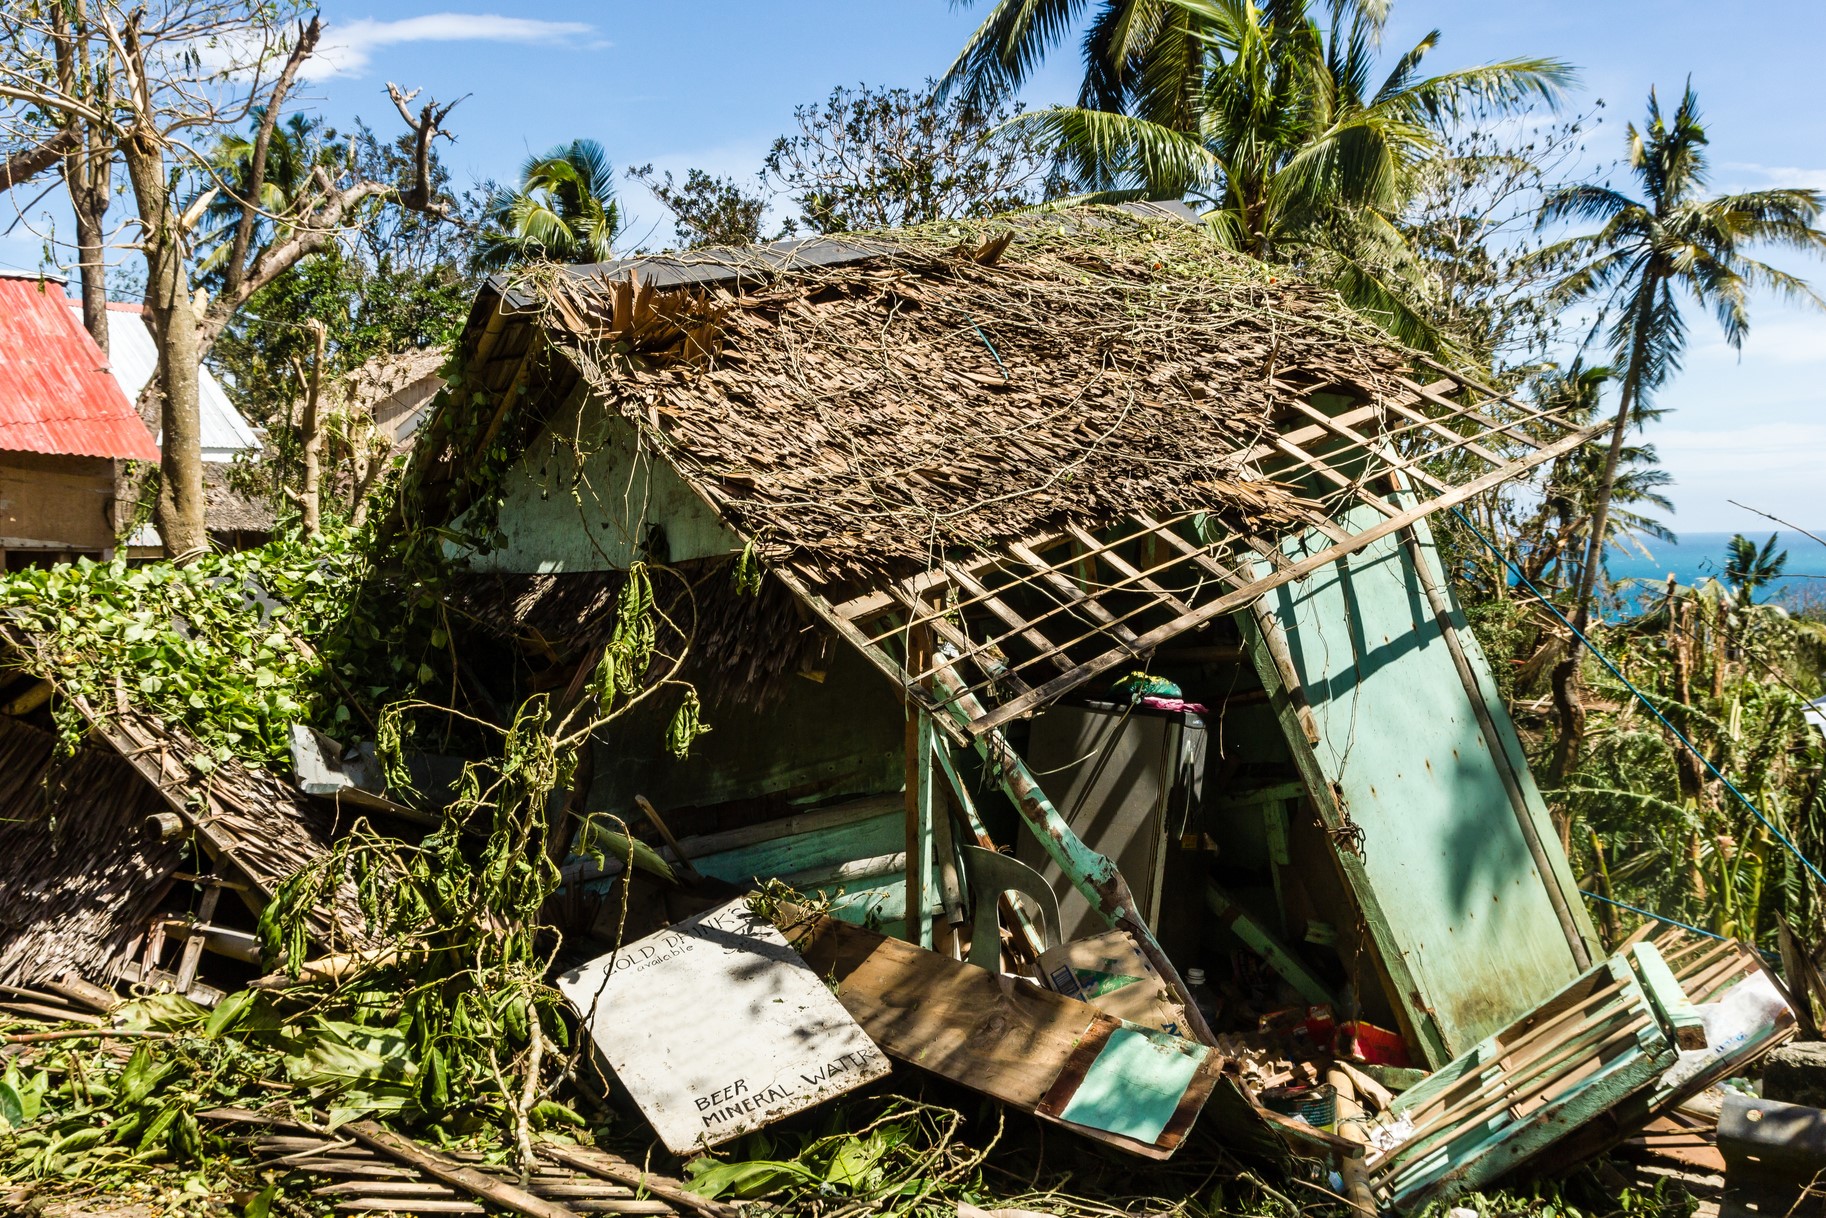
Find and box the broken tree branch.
[0,125,79,193]
[222,16,321,300]
[342,1120,582,1218]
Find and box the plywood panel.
[0,453,116,552]
[558,898,890,1154]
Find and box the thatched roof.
[0,622,362,946]
[0,715,180,986]
[204,462,277,534]
[543,208,1407,583]
[406,205,1608,739]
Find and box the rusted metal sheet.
[0,273,159,461]
[556,898,890,1154]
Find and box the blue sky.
[3,1,1821,532]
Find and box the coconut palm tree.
[197,112,343,288]
[1537,84,1826,777]
[1724,534,1789,607]
[474,139,621,271]
[1002,0,1568,350]
[945,0,1217,129]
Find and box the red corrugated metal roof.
[0,273,160,461]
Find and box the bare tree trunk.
[1666,579,1709,804]
[68,145,110,352]
[121,124,207,560]
[55,0,111,353]
[298,320,327,539]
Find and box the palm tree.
[945,0,1217,129]
[474,139,621,271]
[1001,0,1569,350]
[197,112,343,288]
[1724,534,1788,607]
[1537,84,1826,776]
[1517,364,1676,590]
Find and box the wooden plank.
[334,1200,482,1215]
[1364,955,1679,1209]
[1375,394,1507,468]
[1394,376,1549,451]
[1630,941,1708,1051]
[343,1122,582,1218]
[904,625,937,951]
[538,1141,738,1218]
[1284,400,1453,495]
[771,569,968,747]
[173,884,221,993]
[1005,541,1144,648]
[1063,524,1194,613]
[883,585,1032,701]
[1204,883,1334,1008]
[1226,380,1456,468]
[967,414,1613,736]
[945,562,1075,674]
[771,905,1235,1159]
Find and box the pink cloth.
[1139,695,1210,714]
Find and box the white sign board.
[557,898,890,1153]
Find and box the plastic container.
[1259,1082,1338,1131]
[1183,967,1221,1032]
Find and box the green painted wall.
[586,646,907,816]
[451,387,739,573]
[1257,510,1596,1057]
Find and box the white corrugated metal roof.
[80,304,261,461]
[1807,697,1826,739]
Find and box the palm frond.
[942,0,1093,105]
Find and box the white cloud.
[1691,315,1826,367]
[1721,162,1826,190]
[1653,422,1826,476]
[313,14,601,79]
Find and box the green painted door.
[1256,512,1595,1060]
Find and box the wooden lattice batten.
[778,357,1612,742]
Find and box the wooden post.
[173,883,221,995]
[904,624,936,950]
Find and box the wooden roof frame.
[773,358,1609,744]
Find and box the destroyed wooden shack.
[403,208,1595,1034]
[375,204,1794,1192]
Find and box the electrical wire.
[1449,506,1826,892]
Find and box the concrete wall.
[0,451,117,559]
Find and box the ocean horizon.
[1605,529,1826,613]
